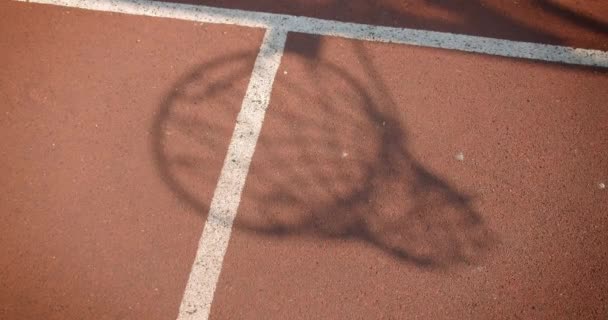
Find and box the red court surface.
[1,2,264,319]
[1,0,607,319]
[209,34,608,319]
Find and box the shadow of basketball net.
[152,43,496,269]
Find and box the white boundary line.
[15,0,608,67]
[14,0,608,319]
[176,27,287,320]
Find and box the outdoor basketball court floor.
[1,0,607,319]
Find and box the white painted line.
[15,0,608,67]
[176,27,287,320]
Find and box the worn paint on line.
[14,0,608,67]
[176,27,287,320]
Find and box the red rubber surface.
[208,34,608,319]
[1,1,607,319]
[0,2,263,319]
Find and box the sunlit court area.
[1,0,607,319]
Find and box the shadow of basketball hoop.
[151,43,496,268]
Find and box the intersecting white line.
[13,0,608,319]
[15,0,608,67]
